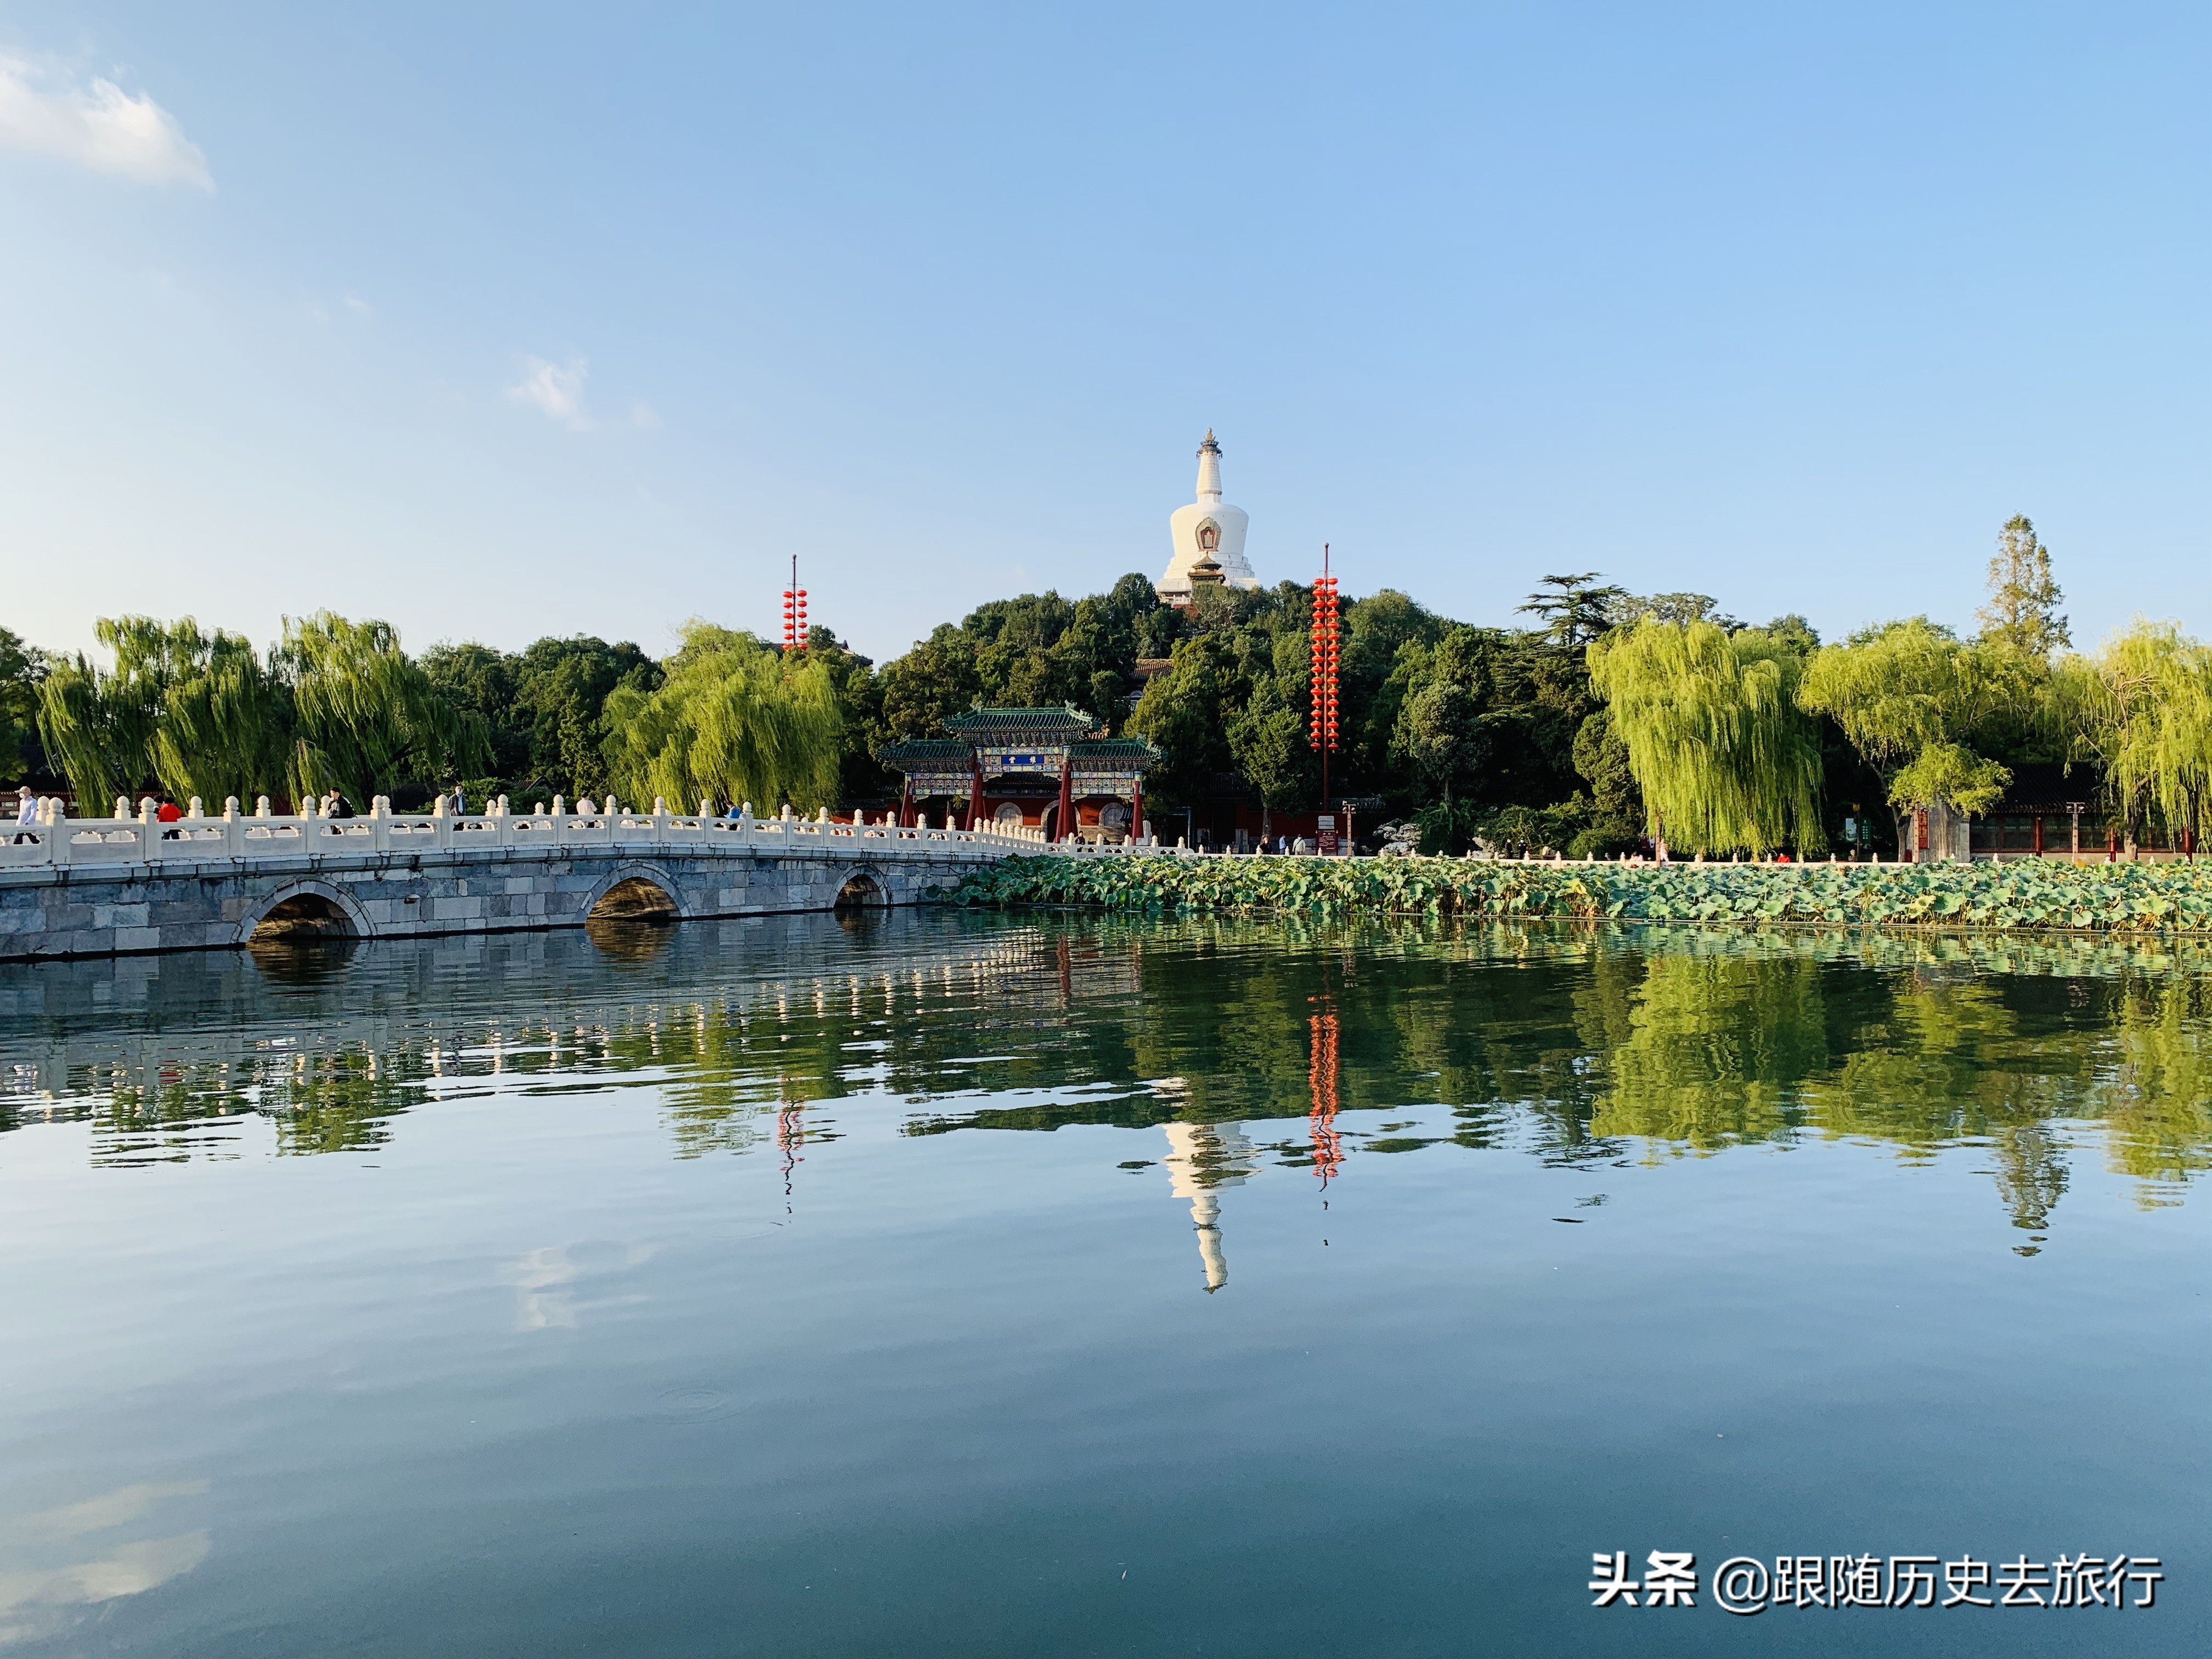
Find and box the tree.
[1226,682,1312,823]
[1571,709,1643,854]
[1588,618,1825,856]
[278,612,488,806]
[601,623,842,814]
[0,627,46,782]
[1402,679,1488,854]
[1978,515,2069,657]
[1403,681,1482,812]
[1517,573,1627,648]
[1797,619,2026,840]
[2061,620,2212,851]
[802,624,892,806]
[38,616,288,808]
[37,651,151,809]
[512,636,660,796]
[420,642,529,787]
[1128,633,1242,806]
[1610,591,1742,631]
[878,629,985,739]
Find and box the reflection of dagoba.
[1162,1119,1254,1292]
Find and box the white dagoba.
[1157,430,1260,601]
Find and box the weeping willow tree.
[1587,618,1824,856]
[2059,620,2212,851]
[276,613,487,806]
[37,616,288,807]
[1797,618,2031,842]
[602,623,842,814]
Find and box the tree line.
[0,514,2194,853]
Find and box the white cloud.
[0,55,211,188]
[506,356,591,430]
[629,399,660,430]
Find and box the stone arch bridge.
[0,804,1071,962]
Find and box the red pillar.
[1131,775,1144,845]
[1057,760,1074,844]
[900,776,913,829]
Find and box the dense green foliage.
[947,851,2212,934]
[602,624,843,812]
[1589,617,1824,855]
[7,510,2209,857]
[0,627,46,782]
[421,635,661,802]
[2061,622,2212,851]
[32,612,487,810]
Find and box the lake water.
[1,911,2207,1657]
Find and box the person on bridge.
[11,788,35,845]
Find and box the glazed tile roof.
[941,705,1100,737]
[1071,738,1160,760]
[873,738,972,762]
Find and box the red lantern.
[781,558,810,654]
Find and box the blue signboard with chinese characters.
[984,750,1059,773]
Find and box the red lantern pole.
[782,554,809,654]
[1310,544,1341,822]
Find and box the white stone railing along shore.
[0,791,1150,873]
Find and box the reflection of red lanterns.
[1308,1009,1342,1187]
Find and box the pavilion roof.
[941,704,1101,738]
[1071,738,1160,761]
[874,738,972,763]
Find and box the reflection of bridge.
[0,803,1069,962]
[0,912,1073,1126]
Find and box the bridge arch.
[832,865,893,910]
[240,879,373,944]
[583,862,686,922]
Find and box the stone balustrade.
[0,795,1097,874]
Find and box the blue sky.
[3,3,2208,664]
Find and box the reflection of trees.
[2102,978,2212,1197]
[6,913,2212,1235]
[1589,953,1829,1149]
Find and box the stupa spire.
[1195,429,1222,501]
